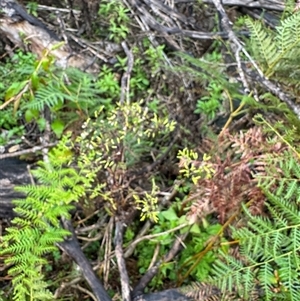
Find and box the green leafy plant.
[116,48,151,95]
[129,56,150,92]
[246,12,300,83]
[134,178,160,222]
[128,150,220,288]
[131,206,187,288]
[143,44,165,77]
[74,98,176,219]
[98,0,130,42]
[0,110,24,145]
[0,134,97,300]
[178,223,226,282]
[130,204,224,289]
[26,2,39,17]
[95,64,121,102]
[0,47,114,141]
[194,81,223,120]
[174,51,244,125]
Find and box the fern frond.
[247,12,300,80]
[209,150,300,300]
[274,12,300,70]
[23,67,108,113]
[245,18,278,73]
[0,135,95,300]
[26,82,65,110]
[14,185,55,201]
[174,52,230,88]
[12,273,53,301]
[179,282,245,301]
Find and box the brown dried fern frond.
[179,282,224,300]
[179,282,259,301]
[187,126,286,224]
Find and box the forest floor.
[1,0,299,300]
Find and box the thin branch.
[58,218,112,301]
[125,222,188,253]
[202,0,284,11]
[211,0,250,95]
[0,143,57,160]
[132,232,189,297]
[124,220,152,258]
[73,284,98,301]
[210,0,300,117]
[114,221,131,301]
[102,217,114,288]
[120,41,134,104]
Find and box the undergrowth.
[0,135,91,300]
[2,1,300,301]
[208,147,300,300]
[0,98,176,300]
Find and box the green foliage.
[116,45,160,95]
[143,44,165,77]
[0,45,118,143]
[26,2,38,17]
[233,15,248,29]
[246,12,300,82]
[0,34,168,145]
[129,149,221,288]
[134,178,160,222]
[175,51,243,121]
[23,65,110,123]
[75,99,176,216]
[0,52,35,144]
[0,135,98,300]
[0,115,24,146]
[98,0,130,42]
[179,223,225,282]
[0,51,36,86]
[129,56,150,92]
[77,100,176,167]
[209,150,300,300]
[95,65,121,102]
[177,149,215,184]
[194,81,223,119]
[132,206,187,288]
[131,203,224,288]
[281,0,297,19]
[175,51,228,88]
[253,114,300,151]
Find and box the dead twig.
[72,284,98,301]
[120,42,134,104]
[212,0,251,96]
[0,143,57,160]
[125,222,188,254]
[132,231,190,297]
[58,218,112,301]
[115,221,131,301]
[102,217,114,288]
[202,0,284,11]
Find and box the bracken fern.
[209,150,300,300]
[0,134,97,301]
[246,11,300,82]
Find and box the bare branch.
[115,221,131,301]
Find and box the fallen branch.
[115,221,131,301]
[0,0,99,73]
[202,0,284,11]
[58,218,112,301]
